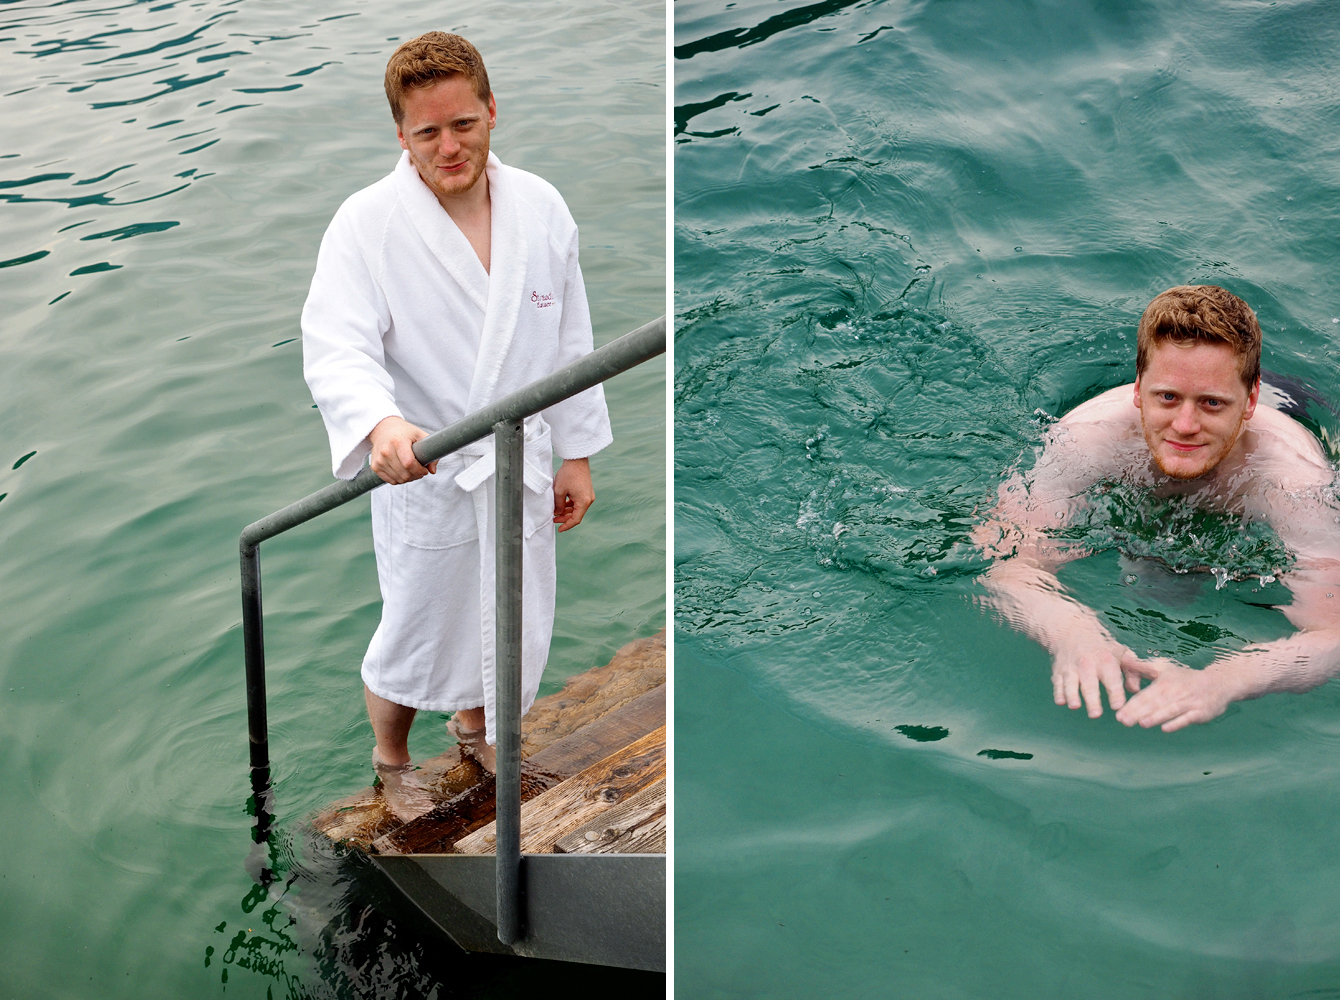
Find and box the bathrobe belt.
[452,419,554,497]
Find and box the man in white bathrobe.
[301,32,612,816]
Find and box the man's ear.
[1243,378,1260,420]
[1133,377,1142,409]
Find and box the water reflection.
[1,0,662,992]
[0,0,333,272]
[225,773,661,998]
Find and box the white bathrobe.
[301,150,613,744]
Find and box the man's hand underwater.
[1053,637,1237,731]
[1051,633,1142,719]
[1114,654,1236,732]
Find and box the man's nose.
[437,131,461,158]
[1171,401,1200,435]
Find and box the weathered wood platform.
[312,630,668,969]
[310,630,666,857]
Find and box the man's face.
[396,76,496,206]
[1133,340,1259,480]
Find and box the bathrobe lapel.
[393,152,490,313]
[467,152,525,412]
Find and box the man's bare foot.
[372,748,435,823]
[447,714,496,774]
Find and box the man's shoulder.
[1026,386,1141,488]
[1049,385,1141,454]
[1058,384,1138,430]
[1248,406,1333,485]
[499,161,568,206]
[498,162,577,236]
[332,170,399,224]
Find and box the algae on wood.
[309,630,665,852]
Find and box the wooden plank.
[525,685,664,776]
[309,630,665,851]
[454,726,666,856]
[553,778,666,855]
[520,630,666,758]
[371,687,664,856]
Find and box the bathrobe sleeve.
[302,202,403,480]
[541,226,615,461]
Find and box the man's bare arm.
[1117,492,1340,732]
[976,411,1142,718]
[981,555,1142,717]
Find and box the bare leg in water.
[365,686,495,797]
[364,684,434,821]
[446,705,496,773]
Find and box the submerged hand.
[368,415,438,484]
[552,458,594,532]
[1051,634,1138,718]
[1115,654,1233,732]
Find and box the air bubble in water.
[1211,567,1230,590]
[1259,574,1276,586]
[1124,574,1138,585]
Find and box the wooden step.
[371,689,664,855]
[518,632,667,756]
[453,725,666,856]
[309,630,665,850]
[553,777,666,855]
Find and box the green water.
[675,0,1340,996]
[0,2,663,996]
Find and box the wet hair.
[384,32,491,125]
[1135,285,1262,390]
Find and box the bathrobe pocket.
[399,464,478,550]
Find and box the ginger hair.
[1135,285,1261,389]
[384,32,490,124]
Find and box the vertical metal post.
[239,541,270,780]
[493,417,525,944]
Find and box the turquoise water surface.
[0,1,664,996]
[675,1,1340,996]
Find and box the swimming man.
[977,285,1340,731]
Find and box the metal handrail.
[238,315,667,944]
